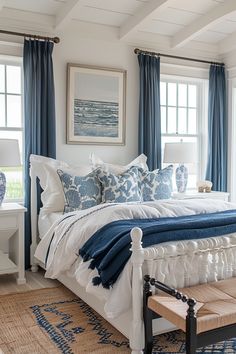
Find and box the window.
[160,77,206,190]
[0,61,23,200]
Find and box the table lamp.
[0,139,21,205]
[163,142,197,193]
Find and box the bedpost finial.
[131,227,143,242]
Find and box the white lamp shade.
[0,139,21,167]
[163,142,197,164]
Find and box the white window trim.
[229,78,236,202]
[0,57,24,203]
[160,74,208,186]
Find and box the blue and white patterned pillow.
[57,169,102,213]
[97,166,142,203]
[140,165,173,201]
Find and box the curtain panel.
[205,65,227,192]
[137,54,161,170]
[23,39,56,268]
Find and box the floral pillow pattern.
[57,169,101,213]
[97,166,142,203]
[140,165,173,201]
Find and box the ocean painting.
[74,99,119,137]
[67,64,126,144]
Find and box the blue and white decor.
[0,172,6,205]
[140,165,173,200]
[57,169,102,213]
[0,139,21,205]
[74,99,118,137]
[163,142,197,193]
[176,165,188,193]
[23,39,56,268]
[206,64,227,192]
[30,295,236,354]
[97,166,142,203]
[67,64,126,145]
[137,53,161,170]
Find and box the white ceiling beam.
[120,0,171,40]
[172,0,236,48]
[55,0,80,30]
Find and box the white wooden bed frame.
[29,162,236,353]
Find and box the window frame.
[160,74,208,188]
[0,57,24,203]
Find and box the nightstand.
[172,191,230,202]
[0,203,27,284]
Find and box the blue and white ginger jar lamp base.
[176,164,188,193]
[0,172,6,205]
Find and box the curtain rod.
[0,29,60,44]
[134,48,224,66]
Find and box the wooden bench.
[143,275,236,354]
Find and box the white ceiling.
[2,0,236,56]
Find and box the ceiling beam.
[172,0,236,48]
[120,0,171,40]
[55,0,80,30]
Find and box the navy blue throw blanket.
[79,209,236,289]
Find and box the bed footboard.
[129,227,236,353]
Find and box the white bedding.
[35,199,236,318]
[38,210,63,239]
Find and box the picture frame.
[67,63,126,145]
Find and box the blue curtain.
[137,54,161,170]
[23,39,56,268]
[205,65,227,191]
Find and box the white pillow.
[30,154,69,190]
[89,153,148,174]
[30,154,92,213]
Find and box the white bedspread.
[35,199,236,318]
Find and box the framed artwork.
[67,63,126,145]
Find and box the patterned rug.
[0,285,236,354]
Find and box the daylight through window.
[161,80,200,189]
[0,62,23,200]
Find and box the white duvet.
[35,198,236,318]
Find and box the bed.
[29,154,236,354]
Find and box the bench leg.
[186,300,197,354]
[144,307,153,354]
[143,275,153,354]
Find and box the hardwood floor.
[0,268,59,295]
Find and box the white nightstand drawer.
[0,215,17,230]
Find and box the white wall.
[223,50,236,201]
[54,21,214,167]
[53,22,139,166]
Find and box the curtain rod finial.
[54,37,60,43]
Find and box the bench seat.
[143,276,236,354]
[148,277,236,334]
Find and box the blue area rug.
[1,285,236,353]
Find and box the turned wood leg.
[143,275,153,354]
[186,299,197,354]
[143,308,153,354]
